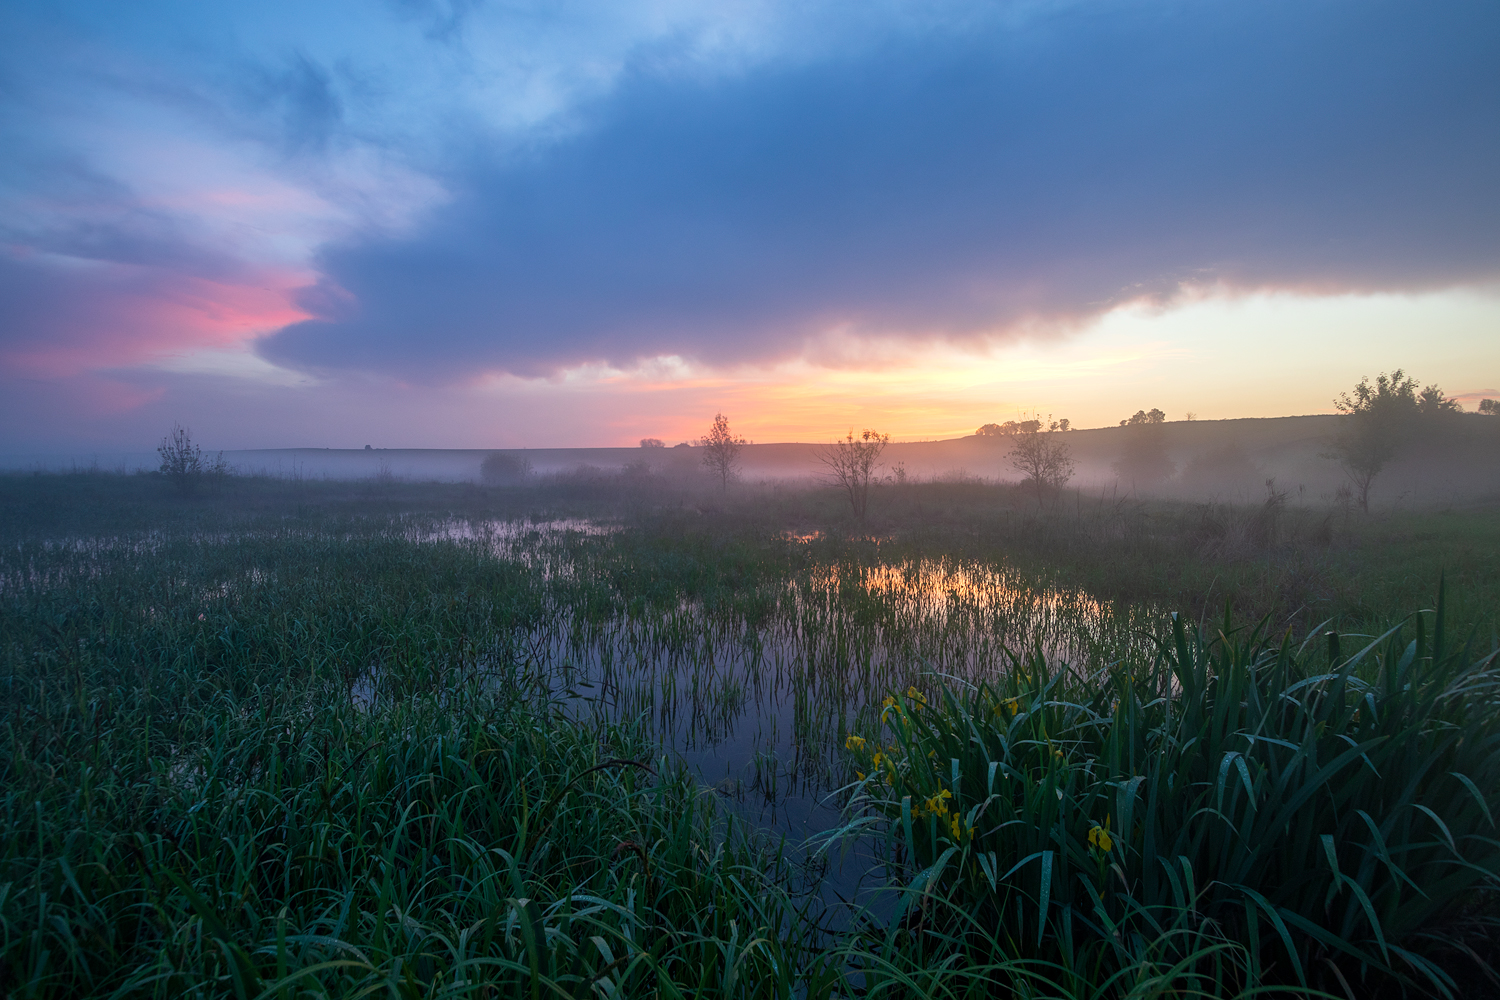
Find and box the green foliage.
[0,527,822,998]
[842,593,1500,996]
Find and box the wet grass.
[2,472,1498,996]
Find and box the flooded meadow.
[5,485,1498,999]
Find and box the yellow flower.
[845,734,866,751]
[882,696,897,710]
[1088,819,1114,853]
[855,771,865,781]
[906,686,928,709]
[1005,698,1020,715]
[872,752,884,768]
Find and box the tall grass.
[2,485,1496,996]
[840,590,1500,997]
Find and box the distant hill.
[209,413,1499,508]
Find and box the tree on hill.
[977,419,1045,438]
[1114,408,1173,486]
[640,438,665,448]
[1479,399,1499,415]
[1327,369,1460,512]
[699,413,746,491]
[1120,408,1166,427]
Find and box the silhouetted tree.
[1326,369,1458,512]
[1114,408,1173,486]
[1119,408,1167,427]
[640,438,665,448]
[817,429,889,520]
[1009,418,1074,506]
[1480,399,1499,415]
[699,413,746,491]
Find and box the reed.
[839,588,1500,996]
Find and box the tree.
[817,429,889,520]
[978,419,1041,439]
[699,413,746,491]
[1480,399,1499,415]
[1327,369,1449,512]
[1114,408,1173,485]
[1009,419,1074,506]
[640,438,665,448]
[1119,408,1166,427]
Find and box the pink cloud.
[0,252,312,378]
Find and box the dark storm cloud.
[259,0,1500,380]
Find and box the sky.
[2,0,1498,453]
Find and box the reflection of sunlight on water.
[447,527,1166,883]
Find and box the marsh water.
[388,518,1165,894]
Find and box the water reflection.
[406,520,1160,849]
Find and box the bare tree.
[1009,419,1074,507]
[640,438,665,448]
[817,429,890,520]
[699,413,746,491]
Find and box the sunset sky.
[2,0,1497,454]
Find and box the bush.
[842,590,1500,997]
[479,451,533,484]
[157,423,229,495]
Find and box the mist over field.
[15,412,1497,511]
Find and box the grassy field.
[2,470,1498,997]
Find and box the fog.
[6,414,1496,509]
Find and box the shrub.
[157,423,229,495]
[479,451,533,484]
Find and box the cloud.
[0,251,309,378]
[257,0,1500,381]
